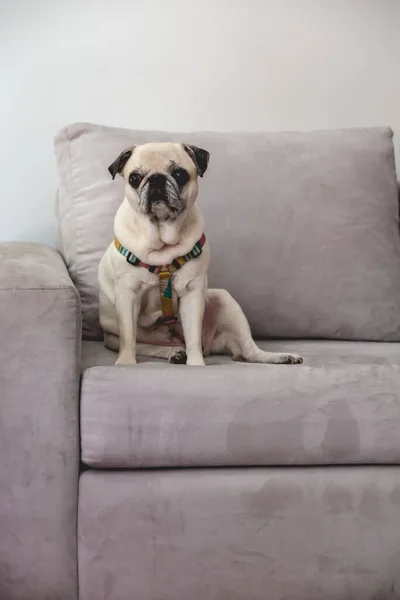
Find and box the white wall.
[1,0,399,245]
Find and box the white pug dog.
[98,142,303,367]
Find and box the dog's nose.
[147,173,166,189]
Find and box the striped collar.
[114,234,206,274]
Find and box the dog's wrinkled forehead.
[108,142,210,180]
[127,143,195,174]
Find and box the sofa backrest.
[55,123,400,341]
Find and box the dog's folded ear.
[108,147,135,179]
[182,144,210,177]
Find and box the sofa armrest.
[0,243,80,600]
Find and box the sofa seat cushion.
[81,340,400,468]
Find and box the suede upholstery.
[78,468,400,600]
[0,243,80,600]
[81,340,400,469]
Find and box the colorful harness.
[114,234,206,327]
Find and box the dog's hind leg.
[208,289,303,365]
[137,343,187,364]
[104,332,186,364]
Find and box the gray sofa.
[1,123,400,600]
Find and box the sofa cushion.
[80,340,400,468]
[55,123,400,341]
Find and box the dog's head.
[108,142,210,222]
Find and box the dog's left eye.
[129,172,142,189]
[171,168,189,187]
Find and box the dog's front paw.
[115,355,137,366]
[169,350,187,364]
[186,355,206,366]
[276,354,303,365]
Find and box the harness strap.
[158,271,177,326]
[114,234,206,327]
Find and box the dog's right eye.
[129,172,142,189]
